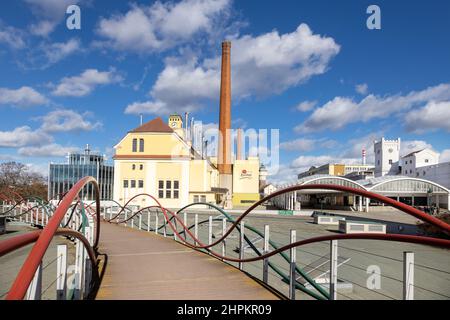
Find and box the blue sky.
[0,0,449,183]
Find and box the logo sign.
[240,169,252,179]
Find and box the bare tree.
[0,162,47,200]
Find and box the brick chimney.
[218,41,232,174]
[217,41,233,208]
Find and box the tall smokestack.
[236,128,243,160]
[218,41,233,208]
[362,148,366,165]
[218,41,232,174]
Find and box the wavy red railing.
[2,176,101,300]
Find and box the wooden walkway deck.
[96,222,279,300]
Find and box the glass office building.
[48,145,114,200]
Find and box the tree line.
[0,162,47,200]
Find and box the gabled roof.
[403,149,425,158]
[130,117,174,133]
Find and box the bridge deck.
[96,222,279,300]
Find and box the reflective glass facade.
[48,151,114,200]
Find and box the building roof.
[403,149,425,158]
[130,117,174,133]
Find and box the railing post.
[208,216,212,255]
[403,251,414,300]
[131,215,134,229]
[239,221,245,270]
[109,206,112,220]
[124,211,128,227]
[74,238,84,299]
[174,214,178,241]
[330,240,338,300]
[222,218,227,261]
[184,212,188,242]
[19,205,23,222]
[56,245,67,300]
[163,215,167,237]
[194,214,199,245]
[263,225,270,284]
[289,229,296,300]
[26,262,42,300]
[155,212,159,234]
[83,256,92,299]
[147,211,150,232]
[139,214,142,230]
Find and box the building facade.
[298,163,374,180]
[374,137,401,177]
[48,145,114,200]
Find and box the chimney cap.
[222,41,231,47]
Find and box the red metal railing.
[1,176,101,300]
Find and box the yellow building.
[113,115,261,209]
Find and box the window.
[193,195,199,203]
[140,164,143,170]
[130,180,136,188]
[423,171,426,176]
[200,195,206,203]
[377,160,380,165]
[132,138,137,152]
[166,189,171,198]
[132,164,136,170]
[425,159,429,163]
[139,139,144,152]
[389,159,393,165]
[173,180,179,199]
[123,180,128,188]
[158,180,164,198]
[138,180,144,188]
[409,170,412,174]
[166,181,171,189]
[416,172,419,177]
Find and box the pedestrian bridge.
[1,177,450,300]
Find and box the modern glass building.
[48,145,114,200]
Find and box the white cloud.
[400,140,434,156]
[404,101,450,133]
[0,126,52,148]
[18,144,78,157]
[25,0,81,37]
[295,100,317,112]
[355,83,368,95]
[127,23,340,115]
[0,22,26,49]
[52,68,123,97]
[0,86,48,107]
[97,0,231,52]
[39,109,102,132]
[42,38,82,65]
[440,149,450,163]
[280,138,336,152]
[296,83,450,133]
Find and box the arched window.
[139,138,144,152]
[132,138,137,152]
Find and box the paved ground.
[96,222,280,300]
